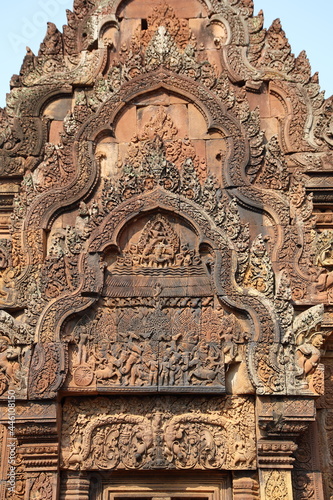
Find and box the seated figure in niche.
[141,220,175,267]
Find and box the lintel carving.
[61,395,256,471]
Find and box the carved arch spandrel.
[100,74,291,228]
[36,189,280,343]
[13,72,237,274]
[19,71,249,236]
[268,81,315,155]
[82,70,249,163]
[86,189,281,343]
[79,70,290,250]
[15,71,292,294]
[32,188,282,398]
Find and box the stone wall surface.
[0,0,332,498]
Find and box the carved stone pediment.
[1,0,333,497]
[62,208,247,394]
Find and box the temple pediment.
[0,0,333,498]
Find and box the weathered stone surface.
[61,395,256,471]
[0,0,332,498]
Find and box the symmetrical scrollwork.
[61,395,256,471]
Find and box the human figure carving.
[296,334,324,378]
[146,356,158,385]
[68,413,86,464]
[76,326,90,366]
[169,350,182,385]
[0,336,21,394]
[221,323,237,364]
[121,344,144,386]
[141,220,176,268]
[160,356,170,386]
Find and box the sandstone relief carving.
[61,395,256,471]
[60,210,252,394]
[292,304,327,393]
[264,470,289,500]
[0,311,33,398]
[0,0,332,497]
[66,297,244,393]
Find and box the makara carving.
[61,396,256,471]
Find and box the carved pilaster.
[259,469,294,500]
[232,472,259,499]
[257,438,297,500]
[257,396,318,500]
[0,423,9,500]
[60,472,90,500]
[17,423,58,472]
[257,440,297,469]
[316,350,333,499]
[292,422,325,499]
[0,401,59,499]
